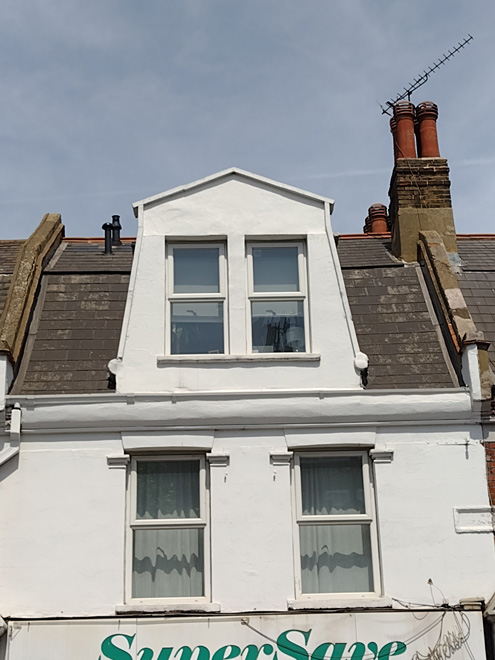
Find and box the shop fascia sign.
[99,628,406,660]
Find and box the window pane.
[136,460,200,519]
[252,247,299,292]
[300,524,373,593]
[133,528,204,598]
[300,456,365,515]
[171,302,224,354]
[251,301,305,353]
[173,248,220,294]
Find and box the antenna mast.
[381,34,473,115]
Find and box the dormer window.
[247,242,307,353]
[167,244,226,355]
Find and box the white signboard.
[6,611,485,660]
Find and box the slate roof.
[457,237,495,372]
[0,240,23,317]
[336,235,401,269]
[12,240,132,395]
[9,232,462,394]
[337,237,456,389]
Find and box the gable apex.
[132,168,335,217]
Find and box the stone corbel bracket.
[370,447,394,464]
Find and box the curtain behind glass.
[133,528,204,598]
[300,524,373,593]
[137,460,200,519]
[300,456,365,515]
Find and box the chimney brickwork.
[388,101,458,263]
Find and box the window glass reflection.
[173,248,220,294]
[251,301,305,352]
[171,302,224,354]
[252,247,299,292]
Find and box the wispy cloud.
[0,0,494,238]
[297,168,390,181]
[457,157,495,167]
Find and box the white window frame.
[246,241,309,354]
[292,451,380,600]
[166,242,228,355]
[126,454,210,604]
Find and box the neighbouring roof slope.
[11,240,133,395]
[337,236,457,389]
[337,235,401,269]
[457,236,495,373]
[0,240,24,317]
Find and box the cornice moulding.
[6,388,474,433]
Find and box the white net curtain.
[299,456,373,594]
[132,460,204,598]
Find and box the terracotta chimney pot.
[393,101,417,158]
[366,203,389,233]
[416,101,440,157]
[390,117,399,162]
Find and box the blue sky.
[0,0,494,239]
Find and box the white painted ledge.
[157,353,321,365]
[115,602,221,615]
[288,596,393,610]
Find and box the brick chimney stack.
[388,100,458,263]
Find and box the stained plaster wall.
[1,423,494,618]
[114,176,360,393]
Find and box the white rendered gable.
[111,170,363,394]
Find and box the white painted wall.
[114,174,361,394]
[1,421,494,618]
[0,433,126,617]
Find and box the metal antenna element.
[381,34,473,114]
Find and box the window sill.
[288,596,393,610]
[116,602,221,615]
[157,353,321,365]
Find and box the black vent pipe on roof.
[112,215,122,245]
[102,222,113,255]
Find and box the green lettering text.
[212,645,241,660]
[241,643,274,660]
[138,649,154,660]
[175,646,210,660]
[378,642,406,660]
[157,648,174,660]
[277,629,311,660]
[100,634,136,660]
[311,642,346,660]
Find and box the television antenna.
[380,34,473,115]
